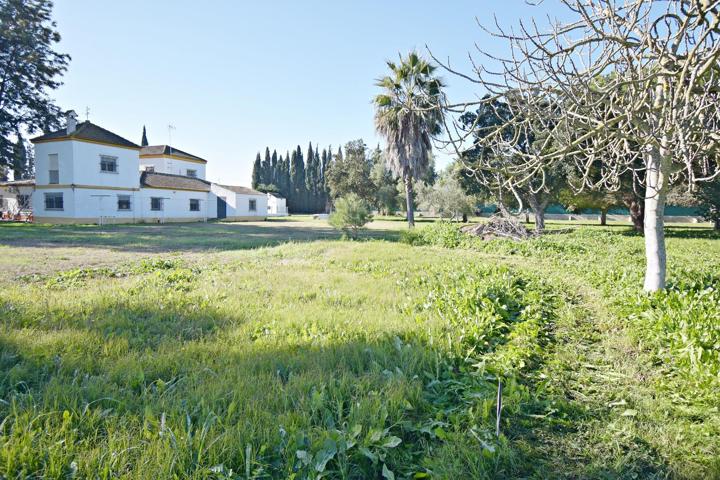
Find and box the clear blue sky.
[51,1,563,186]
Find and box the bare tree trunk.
[600,209,607,226]
[404,168,415,228]
[624,195,645,233]
[715,218,720,231]
[643,142,670,292]
[527,194,546,233]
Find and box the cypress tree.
[292,145,306,212]
[251,152,262,189]
[305,142,316,204]
[141,126,149,147]
[313,148,322,211]
[11,133,27,180]
[262,147,272,185]
[271,150,278,187]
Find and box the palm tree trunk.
[404,169,415,228]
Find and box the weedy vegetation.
[0,219,718,478]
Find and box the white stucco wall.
[34,140,140,188]
[138,188,210,222]
[31,187,76,219]
[210,185,267,219]
[140,156,206,179]
[267,194,287,215]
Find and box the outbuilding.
[210,184,267,221]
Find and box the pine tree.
[251,152,262,189]
[0,0,69,171]
[141,126,149,147]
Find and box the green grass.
[0,218,719,478]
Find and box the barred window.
[44,192,63,210]
[100,156,118,173]
[189,199,200,211]
[117,195,131,211]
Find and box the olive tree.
[435,0,720,291]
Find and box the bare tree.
[434,0,720,291]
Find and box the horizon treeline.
[251,143,339,213]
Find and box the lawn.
[0,217,719,479]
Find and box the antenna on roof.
[167,124,176,155]
[85,107,90,121]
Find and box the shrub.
[329,194,372,238]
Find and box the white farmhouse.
[0,112,267,224]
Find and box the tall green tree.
[0,0,70,169]
[251,152,262,189]
[374,52,445,227]
[270,150,278,187]
[11,133,28,179]
[370,145,400,215]
[290,146,307,212]
[326,139,376,204]
[305,142,316,207]
[262,147,272,185]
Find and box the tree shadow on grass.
[0,221,403,253]
[617,225,720,239]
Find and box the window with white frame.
[117,194,131,211]
[150,197,163,211]
[100,156,118,173]
[48,154,59,184]
[249,199,257,212]
[186,169,197,178]
[44,192,63,210]
[189,198,200,211]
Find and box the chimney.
[66,110,78,134]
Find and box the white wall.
[267,195,287,215]
[211,184,267,219]
[31,187,75,219]
[138,188,210,222]
[34,141,74,186]
[140,156,206,179]
[34,140,140,188]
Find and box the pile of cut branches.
[461,215,538,241]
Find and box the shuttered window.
[48,154,59,184]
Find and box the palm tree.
[374,51,445,228]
